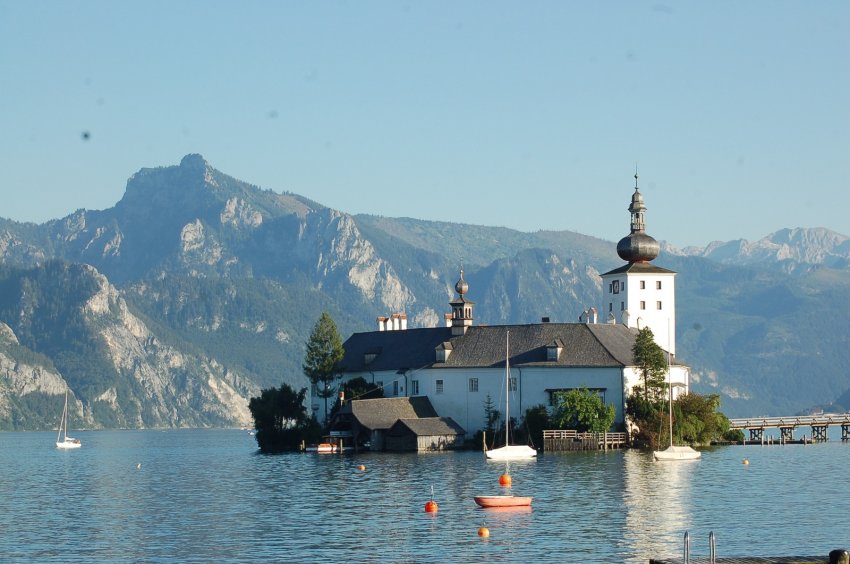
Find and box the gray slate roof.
[389,417,466,437]
[601,261,676,276]
[340,322,663,372]
[342,396,438,431]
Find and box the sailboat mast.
[505,330,510,446]
[666,319,673,448]
[667,350,673,447]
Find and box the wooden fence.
[542,430,628,451]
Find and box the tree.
[302,312,344,427]
[483,393,500,438]
[631,327,668,404]
[552,387,616,433]
[521,404,551,449]
[674,393,731,446]
[248,383,321,452]
[327,376,384,421]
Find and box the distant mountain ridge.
[666,227,850,273]
[1,154,849,429]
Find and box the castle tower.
[600,173,677,356]
[449,268,474,336]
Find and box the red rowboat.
[473,495,533,508]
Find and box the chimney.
[376,316,388,331]
[589,307,598,324]
[444,313,453,328]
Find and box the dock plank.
[650,557,827,563]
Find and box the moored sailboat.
[56,390,81,449]
[653,342,699,461]
[485,331,537,461]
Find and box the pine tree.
[631,327,668,405]
[302,312,344,426]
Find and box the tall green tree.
[631,327,668,404]
[552,387,616,433]
[302,312,344,426]
[248,383,321,452]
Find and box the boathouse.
[330,396,465,452]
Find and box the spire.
[616,171,660,263]
[449,265,474,335]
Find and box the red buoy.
[499,473,512,487]
[424,500,439,513]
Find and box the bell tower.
[600,172,677,356]
[449,268,474,336]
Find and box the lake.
[1,429,848,562]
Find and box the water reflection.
[623,450,700,558]
[2,431,849,562]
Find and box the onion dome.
[616,172,660,262]
[455,268,468,295]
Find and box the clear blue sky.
[1,1,848,248]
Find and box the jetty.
[650,532,848,564]
[728,413,850,443]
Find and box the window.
[393,381,398,396]
[640,280,645,290]
[656,281,662,290]
[509,377,517,392]
[640,301,646,310]
[436,380,444,394]
[411,380,419,395]
[609,303,613,312]
[469,378,479,392]
[620,302,625,311]
[657,301,662,310]
[376,381,383,391]
[612,280,620,294]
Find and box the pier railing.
[542,430,627,451]
[728,413,850,442]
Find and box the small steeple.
[449,265,474,336]
[616,170,660,263]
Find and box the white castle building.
[332,175,690,436]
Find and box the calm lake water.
[1,429,848,563]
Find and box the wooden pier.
[542,429,627,451]
[651,556,833,563]
[728,413,850,443]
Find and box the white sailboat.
[485,331,537,460]
[56,390,82,449]
[653,345,699,461]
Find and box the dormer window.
[363,348,381,365]
[435,342,453,363]
[547,339,564,361]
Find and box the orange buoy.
[478,527,490,538]
[358,464,366,471]
[499,473,512,487]
[742,458,749,465]
[424,500,439,513]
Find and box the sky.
[1,1,848,249]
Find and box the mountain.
[666,228,850,274]
[1,154,849,429]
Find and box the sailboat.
[485,331,537,460]
[56,390,82,449]
[653,344,699,461]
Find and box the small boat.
[474,495,533,508]
[652,335,700,462]
[304,442,352,454]
[56,390,81,450]
[485,331,537,461]
[653,444,701,461]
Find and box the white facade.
[601,269,677,356]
